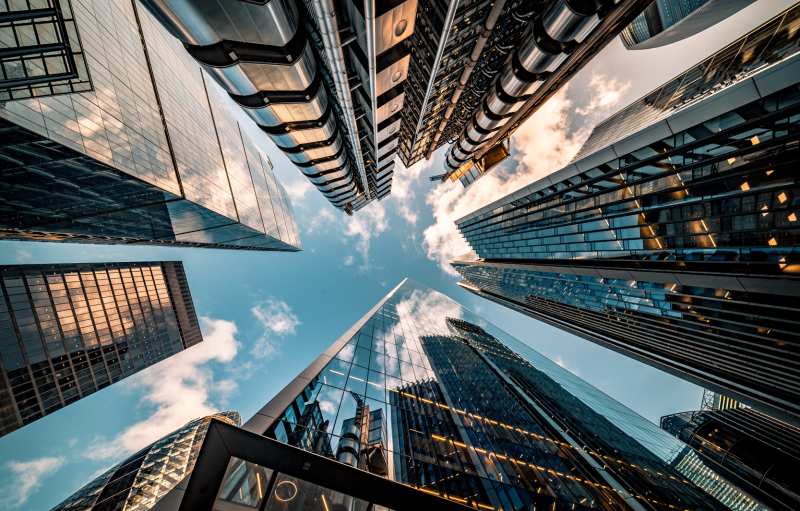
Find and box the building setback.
[0,261,202,438]
[450,5,800,427]
[661,407,800,511]
[0,0,301,251]
[50,411,242,511]
[140,278,767,511]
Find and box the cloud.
[86,318,240,461]
[251,300,300,360]
[554,356,580,376]
[341,201,389,272]
[13,246,31,263]
[391,159,433,226]
[422,76,630,276]
[283,178,314,204]
[343,255,354,266]
[0,456,65,508]
[574,73,631,117]
[307,208,335,234]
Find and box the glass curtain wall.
[263,279,764,511]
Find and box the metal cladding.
[445,0,603,173]
[139,0,368,212]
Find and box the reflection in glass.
[214,458,273,510]
[263,473,369,511]
[265,279,767,510]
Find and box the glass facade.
[0,0,301,251]
[0,0,92,99]
[619,0,758,50]
[50,411,242,511]
[661,407,800,510]
[451,27,800,425]
[582,5,800,161]
[260,279,764,511]
[0,261,203,438]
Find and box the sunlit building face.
[256,279,766,511]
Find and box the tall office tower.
[436,0,653,187]
[0,261,202,438]
[140,279,768,511]
[450,4,800,427]
[0,0,300,251]
[137,0,407,212]
[136,0,652,206]
[50,411,242,511]
[661,407,800,511]
[620,0,758,50]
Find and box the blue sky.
[0,1,794,509]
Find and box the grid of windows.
[50,411,242,511]
[0,261,202,438]
[264,279,763,511]
[0,0,91,100]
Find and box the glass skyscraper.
[619,0,758,50]
[49,410,242,511]
[174,278,762,511]
[451,5,800,427]
[0,261,202,438]
[0,0,301,251]
[661,407,800,510]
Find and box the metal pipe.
[425,0,507,160]
[365,0,380,187]
[312,0,372,200]
[413,0,460,149]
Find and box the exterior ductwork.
[139,0,370,212]
[444,0,604,171]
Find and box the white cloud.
[422,76,630,276]
[554,356,580,376]
[307,208,335,234]
[390,159,433,226]
[86,318,240,461]
[343,255,354,266]
[251,300,301,360]
[574,73,631,117]
[13,246,31,263]
[283,178,314,204]
[0,456,65,508]
[341,201,389,272]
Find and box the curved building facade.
[661,407,800,511]
[49,411,242,511]
[620,0,758,50]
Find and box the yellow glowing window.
[740,182,750,191]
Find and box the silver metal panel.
[498,67,542,98]
[201,63,260,96]
[377,118,400,143]
[375,52,410,97]
[377,92,404,124]
[251,89,329,127]
[235,46,316,91]
[374,0,417,55]
[194,0,298,46]
[475,109,509,131]
[542,0,595,42]
[517,38,560,74]
[378,138,398,158]
[138,0,220,45]
[267,115,338,148]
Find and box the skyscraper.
[0,0,301,251]
[661,407,800,511]
[0,261,203,438]
[450,4,800,426]
[619,0,758,50]
[135,0,653,207]
[142,279,767,511]
[50,411,243,511]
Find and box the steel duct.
[444,0,603,171]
